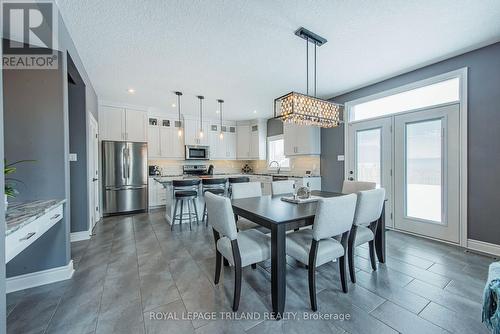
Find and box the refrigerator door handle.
[122,147,127,181]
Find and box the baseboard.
[70,230,91,242]
[6,260,74,293]
[467,239,500,257]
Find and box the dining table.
[231,190,386,318]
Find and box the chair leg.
[179,200,184,230]
[308,239,319,311]
[186,200,192,231]
[251,263,257,269]
[192,199,199,225]
[348,225,357,283]
[369,240,377,271]
[223,258,229,267]
[339,255,348,293]
[171,199,179,231]
[231,240,242,312]
[212,229,222,284]
[203,203,207,225]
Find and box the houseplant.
[4,159,34,208]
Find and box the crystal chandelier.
[274,27,343,128]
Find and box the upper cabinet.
[184,117,209,146]
[209,122,236,160]
[148,116,184,159]
[283,123,320,156]
[237,120,267,160]
[99,105,147,142]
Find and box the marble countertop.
[152,172,321,183]
[6,199,66,236]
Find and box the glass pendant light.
[197,95,204,139]
[175,91,183,137]
[217,99,224,140]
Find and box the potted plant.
[4,159,34,209]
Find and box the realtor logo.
[2,0,59,69]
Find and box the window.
[350,78,459,122]
[267,135,290,169]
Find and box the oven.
[185,145,209,160]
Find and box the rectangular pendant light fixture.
[274,27,343,128]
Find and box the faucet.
[269,160,281,174]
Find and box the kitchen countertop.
[5,199,66,236]
[151,172,321,180]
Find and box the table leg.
[271,224,286,319]
[375,202,386,263]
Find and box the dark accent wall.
[267,118,283,137]
[321,41,500,245]
[68,54,88,233]
[3,50,70,276]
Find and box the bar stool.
[228,176,250,198]
[171,179,201,231]
[202,178,227,226]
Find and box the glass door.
[393,104,460,242]
[347,117,393,226]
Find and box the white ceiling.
[55,0,500,120]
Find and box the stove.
[183,164,208,176]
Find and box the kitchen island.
[153,173,321,226]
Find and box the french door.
[347,103,460,243]
[347,117,393,226]
[393,104,460,243]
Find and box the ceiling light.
[127,88,135,94]
[215,110,220,114]
[218,99,224,140]
[274,27,343,128]
[171,103,176,108]
[253,110,257,114]
[174,91,183,137]
[197,95,204,139]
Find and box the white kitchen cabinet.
[208,123,237,160]
[184,117,209,146]
[148,116,184,159]
[149,178,166,207]
[237,125,251,159]
[226,126,237,160]
[249,121,267,160]
[99,105,147,142]
[283,122,320,156]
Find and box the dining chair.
[205,192,271,312]
[230,182,262,231]
[201,178,227,225]
[285,194,357,311]
[271,180,295,196]
[347,188,386,283]
[228,176,250,198]
[341,180,376,194]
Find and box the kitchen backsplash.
[149,157,320,176]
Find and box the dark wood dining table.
[231,190,386,318]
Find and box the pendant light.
[274,27,343,128]
[217,99,224,140]
[197,95,204,139]
[174,91,183,137]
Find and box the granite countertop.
[6,199,66,236]
[153,173,321,184]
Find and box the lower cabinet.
[149,178,166,207]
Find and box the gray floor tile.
[419,302,490,334]
[144,300,195,334]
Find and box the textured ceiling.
[55,0,500,120]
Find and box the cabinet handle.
[51,214,61,220]
[20,232,36,241]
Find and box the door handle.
[92,178,98,182]
[20,232,36,241]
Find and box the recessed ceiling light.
[215,110,220,114]
[171,103,176,108]
[253,110,257,114]
[127,88,135,94]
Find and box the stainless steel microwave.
[185,145,209,160]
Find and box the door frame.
[343,68,468,247]
[87,112,100,235]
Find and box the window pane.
[351,78,459,122]
[356,128,381,187]
[406,119,442,223]
[268,138,290,168]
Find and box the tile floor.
[6,210,496,334]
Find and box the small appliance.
[185,145,209,160]
[149,165,160,176]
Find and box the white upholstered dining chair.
[347,188,385,283]
[285,194,357,311]
[271,180,295,196]
[341,180,376,194]
[231,182,262,230]
[205,192,271,312]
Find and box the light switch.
[337,155,345,161]
[69,153,78,161]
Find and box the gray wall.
[3,51,70,276]
[1,38,7,334]
[267,118,283,137]
[68,55,88,233]
[321,41,500,245]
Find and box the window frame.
[267,134,290,171]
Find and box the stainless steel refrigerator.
[102,141,148,215]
